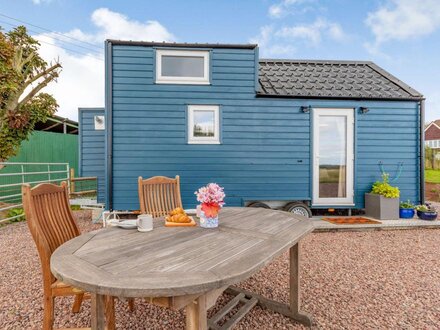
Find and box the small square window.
[94,115,105,130]
[188,105,220,144]
[156,49,210,85]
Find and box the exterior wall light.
[301,105,312,113]
[359,107,369,114]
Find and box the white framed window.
[188,105,220,144]
[156,49,210,84]
[94,115,105,130]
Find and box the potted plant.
[195,183,225,228]
[365,173,400,220]
[399,200,415,219]
[415,204,438,221]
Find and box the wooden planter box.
[365,193,399,220]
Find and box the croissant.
[168,214,189,223]
[170,207,185,216]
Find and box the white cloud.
[276,18,347,46]
[250,25,296,57]
[32,8,174,120]
[268,0,315,19]
[250,18,346,56]
[425,92,440,122]
[366,0,440,45]
[250,25,274,49]
[35,34,104,120]
[362,41,391,59]
[31,0,53,4]
[66,8,174,43]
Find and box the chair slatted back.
[138,175,183,217]
[22,182,80,285]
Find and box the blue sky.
[1,0,439,121]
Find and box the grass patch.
[425,170,440,183]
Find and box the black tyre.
[284,202,312,218]
[247,201,271,209]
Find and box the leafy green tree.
[0,26,61,162]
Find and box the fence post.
[70,167,75,194]
[47,164,51,183]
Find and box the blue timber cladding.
[79,108,106,203]
[109,44,421,210]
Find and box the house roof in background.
[107,40,258,49]
[34,115,78,135]
[425,120,440,132]
[258,60,424,100]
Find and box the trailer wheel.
[284,202,312,218]
[247,202,271,209]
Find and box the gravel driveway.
[1,212,440,329]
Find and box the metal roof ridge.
[259,59,373,65]
[106,40,258,49]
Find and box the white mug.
[137,214,153,232]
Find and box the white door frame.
[312,108,354,206]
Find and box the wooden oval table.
[51,207,314,330]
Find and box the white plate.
[184,209,197,215]
[107,219,121,227]
[117,219,137,229]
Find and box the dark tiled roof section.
[258,60,423,100]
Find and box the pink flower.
[194,183,225,206]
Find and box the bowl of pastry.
[165,207,196,227]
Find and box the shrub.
[371,173,400,199]
[7,207,25,222]
[415,204,437,212]
[399,200,414,209]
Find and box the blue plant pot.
[399,208,415,219]
[416,210,438,221]
[200,211,219,228]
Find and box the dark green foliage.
[0,26,61,161]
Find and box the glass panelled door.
[313,109,354,205]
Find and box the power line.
[0,19,104,61]
[0,12,103,51]
[37,38,104,62]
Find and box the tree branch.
[18,73,56,107]
[22,62,61,90]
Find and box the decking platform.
[313,217,440,232]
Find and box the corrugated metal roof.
[107,40,257,49]
[258,59,423,100]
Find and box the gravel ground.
[1,211,440,329]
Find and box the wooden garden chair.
[22,182,116,330]
[138,175,183,217]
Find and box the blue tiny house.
[102,40,424,214]
[78,107,106,203]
